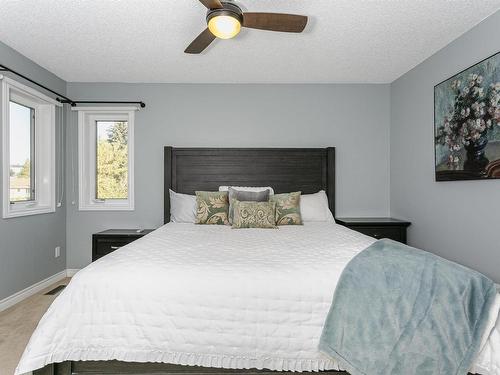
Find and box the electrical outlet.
[55,246,60,258]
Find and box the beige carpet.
[0,278,71,375]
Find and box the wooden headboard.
[164,147,335,224]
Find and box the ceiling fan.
[185,0,308,54]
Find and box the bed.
[18,147,500,375]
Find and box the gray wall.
[390,11,500,282]
[66,83,391,269]
[5,9,497,294]
[0,41,67,300]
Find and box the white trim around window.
[1,77,57,218]
[75,107,135,211]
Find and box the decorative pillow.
[270,191,302,225]
[228,187,270,224]
[195,191,229,225]
[300,190,335,223]
[169,189,197,223]
[232,201,277,229]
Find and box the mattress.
[16,223,500,374]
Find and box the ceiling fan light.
[208,15,241,39]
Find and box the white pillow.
[300,190,335,222]
[169,189,196,223]
[219,186,274,195]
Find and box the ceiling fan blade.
[185,28,216,54]
[198,0,223,9]
[242,13,308,33]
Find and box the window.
[2,77,56,218]
[9,101,35,202]
[77,107,135,210]
[96,121,129,200]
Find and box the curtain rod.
[0,64,146,108]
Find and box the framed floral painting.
[434,51,500,181]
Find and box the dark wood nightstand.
[92,229,154,261]
[335,217,411,244]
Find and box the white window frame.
[75,107,135,211]
[1,76,57,218]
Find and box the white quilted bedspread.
[16,223,500,374]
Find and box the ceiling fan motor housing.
[206,2,243,25]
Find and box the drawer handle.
[110,246,121,250]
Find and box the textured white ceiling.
[0,0,499,83]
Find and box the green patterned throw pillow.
[228,187,270,224]
[232,201,277,229]
[270,191,302,225]
[195,191,229,225]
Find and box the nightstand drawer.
[92,229,153,262]
[94,239,131,259]
[92,229,154,262]
[351,226,402,242]
[336,218,410,244]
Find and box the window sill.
[3,205,56,219]
[78,202,134,211]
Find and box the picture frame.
[434,51,500,181]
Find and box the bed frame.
[35,147,342,375]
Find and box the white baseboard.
[66,269,80,277]
[0,270,67,312]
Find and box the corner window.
[76,108,135,210]
[2,77,56,218]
